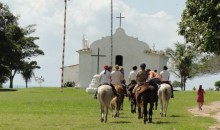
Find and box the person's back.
[100,70,111,85]
[136,69,147,85]
[160,70,170,82]
[128,66,138,84]
[111,70,123,85]
[160,66,174,98]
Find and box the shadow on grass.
[0,88,17,92]
[110,121,132,124]
[170,115,181,117]
[153,121,176,124]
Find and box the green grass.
[0,88,219,130]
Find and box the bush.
[64,81,75,87]
[214,80,220,91]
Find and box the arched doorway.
[115,55,123,66]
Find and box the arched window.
[115,55,123,66]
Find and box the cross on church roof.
[116,13,125,27]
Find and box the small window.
[115,55,123,66]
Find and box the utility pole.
[61,0,69,92]
[110,0,113,66]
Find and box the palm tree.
[21,61,40,88]
[166,42,195,91]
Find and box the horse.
[114,84,125,117]
[158,83,172,117]
[127,81,137,113]
[97,85,118,123]
[135,83,157,124]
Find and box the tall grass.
[0,88,219,130]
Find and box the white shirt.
[111,70,123,85]
[160,70,170,81]
[128,70,138,83]
[99,70,111,84]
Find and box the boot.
[110,84,120,97]
[93,91,97,99]
[171,87,174,98]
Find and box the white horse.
[98,85,118,123]
[158,83,172,117]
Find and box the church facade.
[75,27,169,89]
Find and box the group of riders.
[93,63,174,99]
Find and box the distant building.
[63,64,79,86]
[64,27,169,89]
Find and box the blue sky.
[2,0,219,90]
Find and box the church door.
[115,55,123,66]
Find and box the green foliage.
[0,88,219,129]
[166,42,196,90]
[214,80,220,91]
[172,80,181,88]
[64,81,75,87]
[179,0,220,54]
[0,2,44,88]
[21,61,40,88]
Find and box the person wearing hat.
[93,64,119,99]
[111,65,123,85]
[160,65,174,98]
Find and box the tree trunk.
[25,80,28,88]
[9,70,17,88]
[9,76,13,88]
[180,76,184,91]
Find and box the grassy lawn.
[0,87,219,130]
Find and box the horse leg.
[148,102,154,123]
[138,106,142,119]
[164,100,169,117]
[100,105,104,122]
[160,99,163,117]
[143,101,147,124]
[104,107,108,123]
[155,95,158,110]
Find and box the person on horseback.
[132,63,148,93]
[110,65,123,86]
[128,66,138,85]
[148,69,162,96]
[119,67,127,96]
[160,65,174,98]
[93,64,120,99]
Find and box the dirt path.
[188,101,220,130]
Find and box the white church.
[63,27,169,91]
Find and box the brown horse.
[135,83,157,124]
[114,84,125,117]
[127,81,137,113]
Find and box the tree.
[172,80,181,88]
[178,0,220,54]
[214,80,220,91]
[166,42,196,91]
[21,61,40,88]
[0,2,44,88]
[0,3,18,83]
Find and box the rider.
[128,66,138,85]
[93,65,119,99]
[160,65,174,98]
[132,63,148,93]
[110,65,123,86]
[148,69,161,96]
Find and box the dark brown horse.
[127,81,137,113]
[135,83,157,124]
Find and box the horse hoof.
[101,119,104,122]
